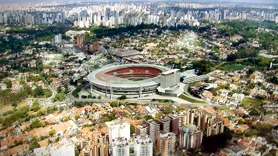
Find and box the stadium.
[87,64,174,97]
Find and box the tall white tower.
[134,134,153,156]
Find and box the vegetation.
[29,136,39,150]
[151,99,175,103]
[2,106,30,127]
[110,101,119,107]
[130,125,135,134]
[52,93,66,102]
[219,64,246,71]
[32,86,52,98]
[99,111,117,123]
[202,127,232,153]
[226,48,258,61]
[30,118,43,129]
[30,101,41,112]
[6,25,70,42]
[245,123,274,137]
[241,97,262,106]
[0,35,29,54]
[192,60,215,75]
[178,94,207,104]
[72,84,84,98]
[117,94,127,100]
[162,107,173,114]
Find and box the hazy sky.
[0,0,277,4]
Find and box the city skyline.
[0,0,278,4]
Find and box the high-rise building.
[80,130,109,156]
[156,131,176,156]
[170,10,175,19]
[134,134,153,156]
[275,15,278,23]
[159,116,171,133]
[135,122,148,136]
[108,119,130,143]
[0,13,8,24]
[76,34,86,49]
[242,11,247,20]
[200,112,224,137]
[112,137,129,156]
[52,34,62,47]
[206,119,224,137]
[145,120,160,144]
[105,8,111,18]
[169,115,180,135]
[179,125,203,149]
[223,10,228,20]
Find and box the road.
[27,75,222,110]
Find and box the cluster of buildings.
[188,69,278,107]
[1,98,277,156]
[1,2,278,27]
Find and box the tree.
[98,96,102,100]
[163,107,173,114]
[130,125,135,134]
[93,63,100,69]
[30,118,43,128]
[32,86,44,98]
[30,101,40,112]
[49,129,56,136]
[11,102,18,107]
[110,101,118,107]
[29,136,39,150]
[75,115,80,120]
[37,109,46,116]
[245,129,259,137]
[52,93,66,102]
[144,115,153,121]
[4,80,12,88]
[117,94,127,100]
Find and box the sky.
[0,0,277,4]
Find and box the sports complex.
[87,64,177,97]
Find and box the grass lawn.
[0,100,28,115]
[178,94,207,104]
[219,64,246,71]
[241,97,262,106]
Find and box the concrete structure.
[52,34,62,46]
[107,119,130,143]
[51,143,75,156]
[183,74,208,84]
[156,131,176,156]
[65,30,90,40]
[169,115,180,135]
[134,134,153,156]
[157,69,181,96]
[135,122,148,136]
[80,130,109,156]
[34,139,75,156]
[242,11,247,20]
[108,48,141,58]
[112,137,129,156]
[159,117,171,133]
[87,43,99,53]
[76,34,86,49]
[205,119,224,137]
[145,120,160,144]
[87,64,171,98]
[179,125,203,149]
